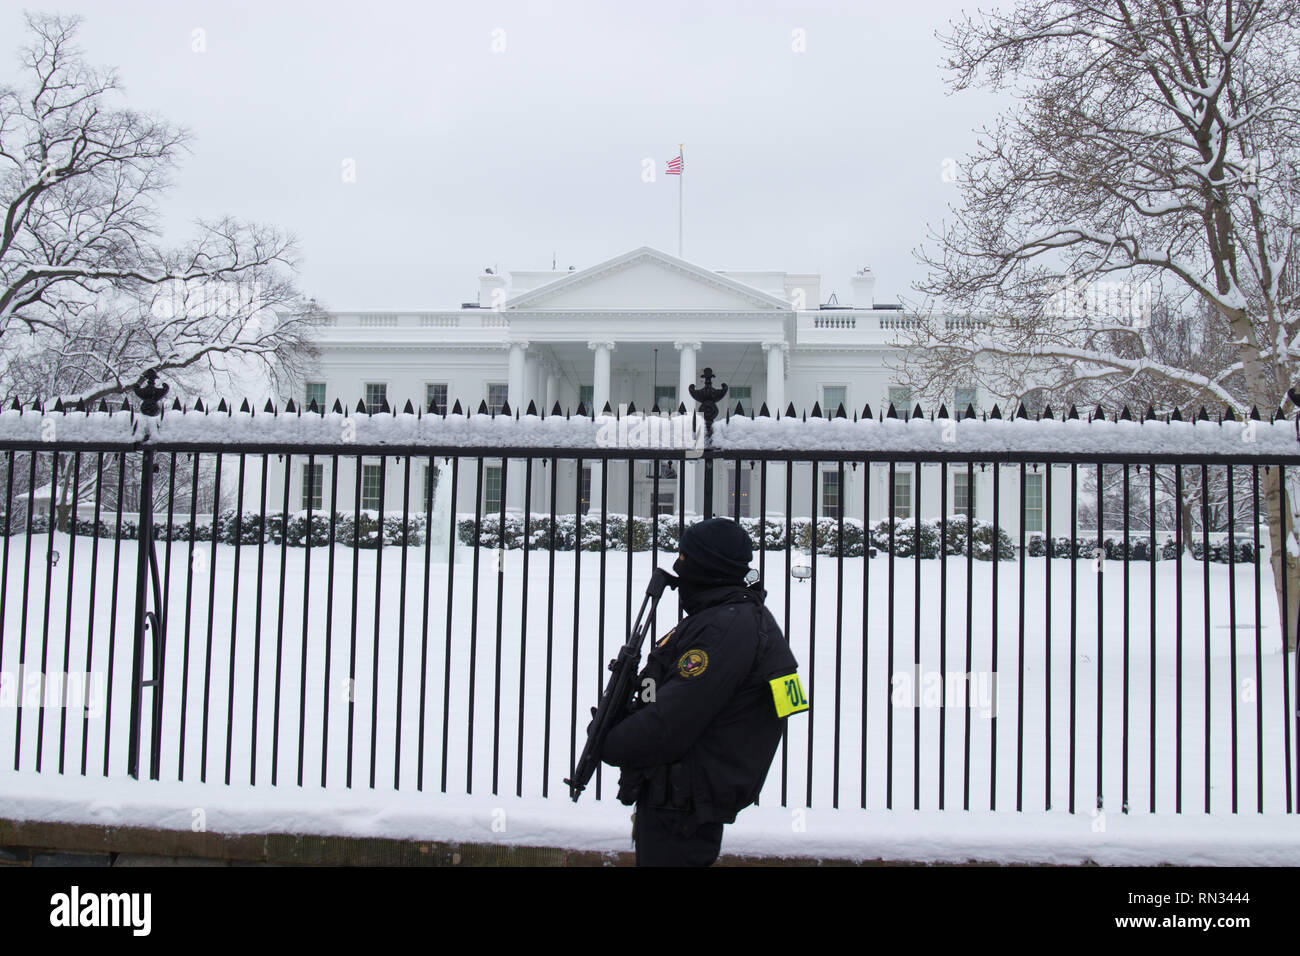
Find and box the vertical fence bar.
[991,462,1000,811]
[515,456,533,797]
[593,457,606,800]
[887,460,895,809]
[1094,462,1103,812]
[393,455,411,791]
[465,455,482,794]
[863,458,872,810]
[176,453,198,781]
[439,458,460,793]
[269,452,287,786]
[322,454,339,787]
[1122,463,1131,813]
[542,456,557,798]
[1201,462,1211,813]
[368,455,387,790]
[250,453,269,786]
[1149,462,1157,812]
[81,453,105,777]
[223,455,247,785]
[102,451,126,778]
[568,457,582,797]
[1280,464,1294,812]
[939,461,946,810]
[782,459,792,807]
[1069,461,1077,814]
[912,459,921,811]
[199,452,223,783]
[492,455,508,796]
[807,459,817,809]
[297,452,315,787]
[1017,462,1026,811]
[1045,460,1053,810]
[347,453,362,789]
[1227,463,1238,813]
[36,446,59,773]
[1252,464,1263,812]
[835,459,845,810]
[963,461,974,811]
[417,454,436,792]
[15,450,38,771]
[1175,463,1183,811]
[57,452,82,774]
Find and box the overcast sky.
[7,0,1006,310]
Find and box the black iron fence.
[1,370,1299,816]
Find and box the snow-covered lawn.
[2,531,1298,863]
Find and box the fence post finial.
[132,369,168,416]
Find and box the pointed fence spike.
[1146,405,1157,421]
[885,402,897,419]
[1170,407,1183,421]
[550,401,562,417]
[1094,404,1105,422]
[1015,404,1028,420]
[1250,405,1261,420]
[912,403,923,420]
[990,404,1002,419]
[403,399,415,414]
[1223,405,1237,421]
[452,399,463,416]
[627,401,638,414]
[10,397,20,412]
[1067,404,1079,419]
[356,398,367,414]
[836,403,847,419]
[1042,405,1055,420]
[526,400,537,416]
[862,404,873,420]
[53,398,65,413]
[576,401,586,416]
[241,398,252,413]
[964,403,976,420]
[285,398,296,413]
[735,401,746,416]
[812,401,824,418]
[937,403,949,419]
[784,402,796,419]
[331,398,343,414]
[98,398,109,413]
[217,398,229,413]
[193,397,205,412]
[379,399,390,414]
[1196,406,1209,422]
[1120,405,1132,421]
[478,399,489,415]
[759,402,771,418]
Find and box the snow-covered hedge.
[1026,534,1257,563]
[869,514,1015,561]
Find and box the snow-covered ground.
[2,531,1298,863]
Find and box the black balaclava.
[673,518,753,613]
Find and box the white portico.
[286,246,1063,536]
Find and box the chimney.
[851,267,876,309]
[478,271,507,309]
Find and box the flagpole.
[678,143,684,258]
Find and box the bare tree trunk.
[1180,500,1197,556]
[1263,466,1300,651]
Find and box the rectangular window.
[729,466,752,518]
[364,383,387,411]
[361,463,384,511]
[654,385,678,411]
[487,383,508,415]
[822,385,847,416]
[302,462,324,511]
[484,465,503,513]
[954,386,978,418]
[305,382,326,410]
[892,467,912,518]
[822,470,841,519]
[1025,472,1044,533]
[889,386,913,420]
[954,471,976,519]
[728,386,752,412]
[426,383,448,415]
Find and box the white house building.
[284,246,1062,536]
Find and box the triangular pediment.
[505,247,792,311]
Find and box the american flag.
[666,153,683,175]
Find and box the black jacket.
[600,582,800,825]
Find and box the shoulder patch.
[677,648,709,679]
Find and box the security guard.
[600,517,807,867]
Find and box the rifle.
[566,566,677,802]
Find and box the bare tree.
[0,12,322,409]
[903,0,1300,644]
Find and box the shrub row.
[1027,534,1257,563]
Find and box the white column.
[588,340,616,512]
[505,340,528,511]
[675,340,701,516]
[544,366,558,416]
[763,340,786,416]
[589,339,615,413]
[523,352,539,416]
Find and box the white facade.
[284,246,1066,536]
